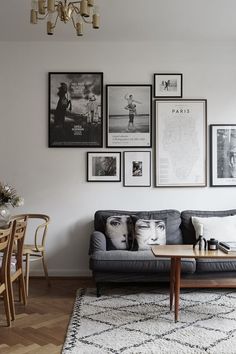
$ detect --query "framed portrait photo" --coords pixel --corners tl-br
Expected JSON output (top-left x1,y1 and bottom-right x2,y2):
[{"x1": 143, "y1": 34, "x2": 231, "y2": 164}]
[
  {"x1": 154, "y1": 73, "x2": 182, "y2": 98},
  {"x1": 155, "y1": 99, "x2": 207, "y2": 187},
  {"x1": 49, "y1": 72, "x2": 103, "y2": 147},
  {"x1": 123, "y1": 151, "x2": 151, "y2": 187},
  {"x1": 210, "y1": 124, "x2": 236, "y2": 187},
  {"x1": 106, "y1": 84, "x2": 152, "y2": 148},
  {"x1": 87, "y1": 152, "x2": 121, "y2": 182}
]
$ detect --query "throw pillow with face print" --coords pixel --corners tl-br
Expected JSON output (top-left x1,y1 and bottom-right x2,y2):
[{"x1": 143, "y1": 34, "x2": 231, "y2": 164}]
[
  {"x1": 134, "y1": 219, "x2": 166, "y2": 250},
  {"x1": 105, "y1": 215, "x2": 132, "y2": 250}
]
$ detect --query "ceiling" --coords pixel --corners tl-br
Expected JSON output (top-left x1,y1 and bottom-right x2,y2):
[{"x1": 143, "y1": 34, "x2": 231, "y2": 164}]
[{"x1": 1, "y1": 0, "x2": 236, "y2": 42}]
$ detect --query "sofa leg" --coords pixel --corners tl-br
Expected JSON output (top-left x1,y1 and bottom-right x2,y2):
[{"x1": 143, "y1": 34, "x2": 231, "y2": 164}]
[{"x1": 96, "y1": 284, "x2": 102, "y2": 298}]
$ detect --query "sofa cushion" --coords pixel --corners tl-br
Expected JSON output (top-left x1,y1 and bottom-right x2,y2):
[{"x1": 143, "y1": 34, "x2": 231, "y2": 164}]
[
  {"x1": 196, "y1": 258, "x2": 236, "y2": 273},
  {"x1": 90, "y1": 250, "x2": 196, "y2": 274},
  {"x1": 181, "y1": 210, "x2": 236, "y2": 244},
  {"x1": 132, "y1": 217, "x2": 166, "y2": 250},
  {"x1": 105, "y1": 215, "x2": 132, "y2": 250},
  {"x1": 94, "y1": 210, "x2": 182, "y2": 245},
  {"x1": 192, "y1": 215, "x2": 236, "y2": 242}
]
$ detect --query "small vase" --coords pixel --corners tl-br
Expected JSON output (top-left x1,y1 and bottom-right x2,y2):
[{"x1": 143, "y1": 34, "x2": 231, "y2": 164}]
[{"x1": 0, "y1": 205, "x2": 11, "y2": 228}]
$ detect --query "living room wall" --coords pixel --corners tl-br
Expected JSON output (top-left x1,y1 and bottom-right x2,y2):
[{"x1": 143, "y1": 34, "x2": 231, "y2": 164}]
[{"x1": 0, "y1": 40, "x2": 236, "y2": 276}]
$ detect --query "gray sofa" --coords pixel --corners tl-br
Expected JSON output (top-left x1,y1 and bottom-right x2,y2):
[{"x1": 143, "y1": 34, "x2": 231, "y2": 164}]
[{"x1": 89, "y1": 209, "x2": 236, "y2": 296}]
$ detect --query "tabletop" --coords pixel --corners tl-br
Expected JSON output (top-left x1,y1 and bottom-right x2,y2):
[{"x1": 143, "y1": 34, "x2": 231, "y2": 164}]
[{"x1": 151, "y1": 244, "x2": 236, "y2": 259}]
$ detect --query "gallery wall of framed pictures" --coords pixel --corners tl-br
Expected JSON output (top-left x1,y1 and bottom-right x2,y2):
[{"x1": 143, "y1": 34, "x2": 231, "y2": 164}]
[{"x1": 48, "y1": 71, "x2": 236, "y2": 189}]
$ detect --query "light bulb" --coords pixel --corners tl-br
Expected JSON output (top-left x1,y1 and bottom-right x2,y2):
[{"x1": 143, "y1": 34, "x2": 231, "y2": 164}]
[{"x1": 38, "y1": 0, "x2": 46, "y2": 15}]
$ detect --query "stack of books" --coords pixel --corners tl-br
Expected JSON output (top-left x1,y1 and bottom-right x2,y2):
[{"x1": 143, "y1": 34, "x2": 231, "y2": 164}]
[{"x1": 219, "y1": 242, "x2": 236, "y2": 254}]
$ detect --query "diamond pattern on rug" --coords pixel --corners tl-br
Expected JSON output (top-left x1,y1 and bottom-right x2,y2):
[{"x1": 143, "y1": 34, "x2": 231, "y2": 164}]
[{"x1": 62, "y1": 287, "x2": 236, "y2": 354}]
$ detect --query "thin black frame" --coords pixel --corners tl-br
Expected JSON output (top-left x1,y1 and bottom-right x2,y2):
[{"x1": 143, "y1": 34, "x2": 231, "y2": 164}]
[
  {"x1": 48, "y1": 72, "x2": 103, "y2": 148},
  {"x1": 106, "y1": 84, "x2": 152, "y2": 148},
  {"x1": 123, "y1": 151, "x2": 151, "y2": 187},
  {"x1": 87, "y1": 151, "x2": 121, "y2": 182},
  {"x1": 210, "y1": 124, "x2": 236, "y2": 187},
  {"x1": 154, "y1": 73, "x2": 183, "y2": 98},
  {"x1": 154, "y1": 99, "x2": 207, "y2": 187}
]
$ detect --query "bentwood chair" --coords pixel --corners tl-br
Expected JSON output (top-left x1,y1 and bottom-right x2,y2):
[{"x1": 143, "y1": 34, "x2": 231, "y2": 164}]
[
  {"x1": 0, "y1": 223, "x2": 13, "y2": 326},
  {"x1": 8, "y1": 217, "x2": 28, "y2": 320},
  {"x1": 14, "y1": 214, "x2": 50, "y2": 295}
]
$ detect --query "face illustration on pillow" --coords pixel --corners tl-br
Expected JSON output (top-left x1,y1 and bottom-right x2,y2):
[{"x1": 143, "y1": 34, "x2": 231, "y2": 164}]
[
  {"x1": 135, "y1": 219, "x2": 166, "y2": 250},
  {"x1": 106, "y1": 216, "x2": 130, "y2": 249}
]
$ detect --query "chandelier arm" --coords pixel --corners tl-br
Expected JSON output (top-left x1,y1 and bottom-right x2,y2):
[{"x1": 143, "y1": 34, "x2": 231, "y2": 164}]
[
  {"x1": 71, "y1": 3, "x2": 79, "y2": 14},
  {"x1": 71, "y1": 15, "x2": 77, "y2": 29},
  {"x1": 37, "y1": 14, "x2": 50, "y2": 21},
  {"x1": 51, "y1": 13, "x2": 60, "y2": 29},
  {"x1": 69, "y1": 1, "x2": 81, "y2": 5}
]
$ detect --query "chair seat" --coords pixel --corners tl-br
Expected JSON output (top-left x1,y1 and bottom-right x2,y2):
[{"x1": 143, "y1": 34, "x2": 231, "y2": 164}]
[{"x1": 23, "y1": 244, "x2": 44, "y2": 254}]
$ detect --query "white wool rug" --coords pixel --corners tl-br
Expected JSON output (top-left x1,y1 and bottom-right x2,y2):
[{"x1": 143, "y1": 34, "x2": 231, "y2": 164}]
[{"x1": 62, "y1": 287, "x2": 236, "y2": 354}]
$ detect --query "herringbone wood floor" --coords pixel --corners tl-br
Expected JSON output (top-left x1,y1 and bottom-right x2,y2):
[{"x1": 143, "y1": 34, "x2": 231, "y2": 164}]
[{"x1": 0, "y1": 277, "x2": 94, "y2": 354}]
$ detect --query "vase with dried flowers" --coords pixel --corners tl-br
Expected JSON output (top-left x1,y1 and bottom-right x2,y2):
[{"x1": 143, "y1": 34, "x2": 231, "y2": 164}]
[{"x1": 0, "y1": 182, "x2": 24, "y2": 227}]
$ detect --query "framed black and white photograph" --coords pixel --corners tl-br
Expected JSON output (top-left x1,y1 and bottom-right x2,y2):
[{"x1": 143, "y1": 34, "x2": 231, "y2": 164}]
[
  {"x1": 154, "y1": 73, "x2": 182, "y2": 98},
  {"x1": 210, "y1": 125, "x2": 236, "y2": 187},
  {"x1": 155, "y1": 99, "x2": 207, "y2": 187},
  {"x1": 123, "y1": 151, "x2": 151, "y2": 187},
  {"x1": 106, "y1": 85, "x2": 152, "y2": 148},
  {"x1": 87, "y1": 152, "x2": 121, "y2": 182},
  {"x1": 49, "y1": 72, "x2": 103, "y2": 147}
]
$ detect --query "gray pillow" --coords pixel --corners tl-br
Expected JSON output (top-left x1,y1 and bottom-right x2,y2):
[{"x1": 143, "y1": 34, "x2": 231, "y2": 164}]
[{"x1": 105, "y1": 215, "x2": 133, "y2": 250}]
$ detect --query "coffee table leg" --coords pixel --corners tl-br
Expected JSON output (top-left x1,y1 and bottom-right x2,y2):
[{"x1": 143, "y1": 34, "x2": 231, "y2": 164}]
[
  {"x1": 170, "y1": 257, "x2": 176, "y2": 311},
  {"x1": 174, "y1": 257, "x2": 181, "y2": 322}
]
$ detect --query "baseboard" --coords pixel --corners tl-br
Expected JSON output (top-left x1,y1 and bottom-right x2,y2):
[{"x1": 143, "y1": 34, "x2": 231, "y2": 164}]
[{"x1": 29, "y1": 269, "x2": 92, "y2": 277}]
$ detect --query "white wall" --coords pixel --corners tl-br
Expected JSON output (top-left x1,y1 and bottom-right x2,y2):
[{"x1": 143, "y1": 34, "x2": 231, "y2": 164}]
[{"x1": 1, "y1": 41, "x2": 236, "y2": 276}]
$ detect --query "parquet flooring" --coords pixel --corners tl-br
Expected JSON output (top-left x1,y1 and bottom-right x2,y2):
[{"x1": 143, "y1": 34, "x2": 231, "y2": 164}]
[{"x1": 0, "y1": 277, "x2": 94, "y2": 354}]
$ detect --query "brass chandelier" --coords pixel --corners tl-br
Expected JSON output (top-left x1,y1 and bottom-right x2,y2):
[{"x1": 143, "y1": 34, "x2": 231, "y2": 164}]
[{"x1": 30, "y1": 0, "x2": 100, "y2": 36}]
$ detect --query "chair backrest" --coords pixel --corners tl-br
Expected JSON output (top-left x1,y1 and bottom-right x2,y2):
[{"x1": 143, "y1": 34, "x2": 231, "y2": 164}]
[
  {"x1": 12, "y1": 217, "x2": 28, "y2": 267},
  {"x1": 12, "y1": 214, "x2": 50, "y2": 248},
  {"x1": 0, "y1": 223, "x2": 13, "y2": 283}
]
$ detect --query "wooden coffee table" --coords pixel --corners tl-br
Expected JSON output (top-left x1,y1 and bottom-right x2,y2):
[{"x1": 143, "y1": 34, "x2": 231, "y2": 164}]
[{"x1": 152, "y1": 245, "x2": 236, "y2": 322}]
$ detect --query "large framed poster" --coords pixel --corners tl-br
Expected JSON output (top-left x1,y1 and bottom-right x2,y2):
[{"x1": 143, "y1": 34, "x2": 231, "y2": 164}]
[
  {"x1": 49, "y1": 72, "x2": 103, "y2": 147},
  {"x1": 210, "y1": 124, "x2": 236, "y2": 187},
  {"x1": 155, "y1": 99, "x2": 207, "y2": 187},
  {"x1": 106, "y1": 85, "x2": 152, "y2": 148}
]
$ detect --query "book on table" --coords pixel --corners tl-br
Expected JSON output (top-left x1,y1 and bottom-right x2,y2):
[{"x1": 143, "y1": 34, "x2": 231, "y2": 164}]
[{"x1": 219, "y1": 241, "x2": 236, "y2": 253}]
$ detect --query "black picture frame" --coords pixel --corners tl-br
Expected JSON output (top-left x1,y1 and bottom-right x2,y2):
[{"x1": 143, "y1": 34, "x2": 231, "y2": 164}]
[
  {"x1": 210, "y1": 124, "x2": 236, "y2": 187},
  {"x1": 155, "y1": 99, "x2": 207, "y2": 187},
  {"x1": 87, "y1": 151, "x2": 121, "y2": 182},
  {"x1": 123, "y1": 151, "x2": 151, "y2": 187},
  {"x1": 48, "y1": 72, "x2": 103, "y2": 147},
  {"x1": 154, "y1": 73, "x2": 183, "y2": 98},
  {"x1": 106, "y1": 84, "x2": 152, "y2": 148}
]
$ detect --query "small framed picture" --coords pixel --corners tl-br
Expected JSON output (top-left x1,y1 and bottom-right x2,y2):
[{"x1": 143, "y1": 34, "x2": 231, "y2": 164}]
[
  {"x1": 210, "y1": 124, "x2": 236, "y2": 187},
  {"x1": 49, "y1": 72, "x2": 103, "y2": 147},
  {"x1": 123, "y1": 151, "x2": 151, "y2": 187},
  {"x1": 154, "y1": 73, "x2": 182, "y2": 98},
  {"x1": 106, "y1": 84, "x2": 152, "y2": 148},
  {"x1": 87, "y1": 152, "x2": 121, "y2": 182}
]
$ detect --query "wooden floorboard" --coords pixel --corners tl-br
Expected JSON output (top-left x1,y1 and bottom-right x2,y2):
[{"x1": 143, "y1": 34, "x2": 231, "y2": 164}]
[{"x1": 0, "y1": 277, "x2": 94, "y2": 354}]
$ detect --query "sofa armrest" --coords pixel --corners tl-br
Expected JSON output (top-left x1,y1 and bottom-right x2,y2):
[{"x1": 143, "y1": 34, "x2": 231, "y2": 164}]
[{"x1": 89, "y1": 231, "x2": 107, "y2": 255}]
